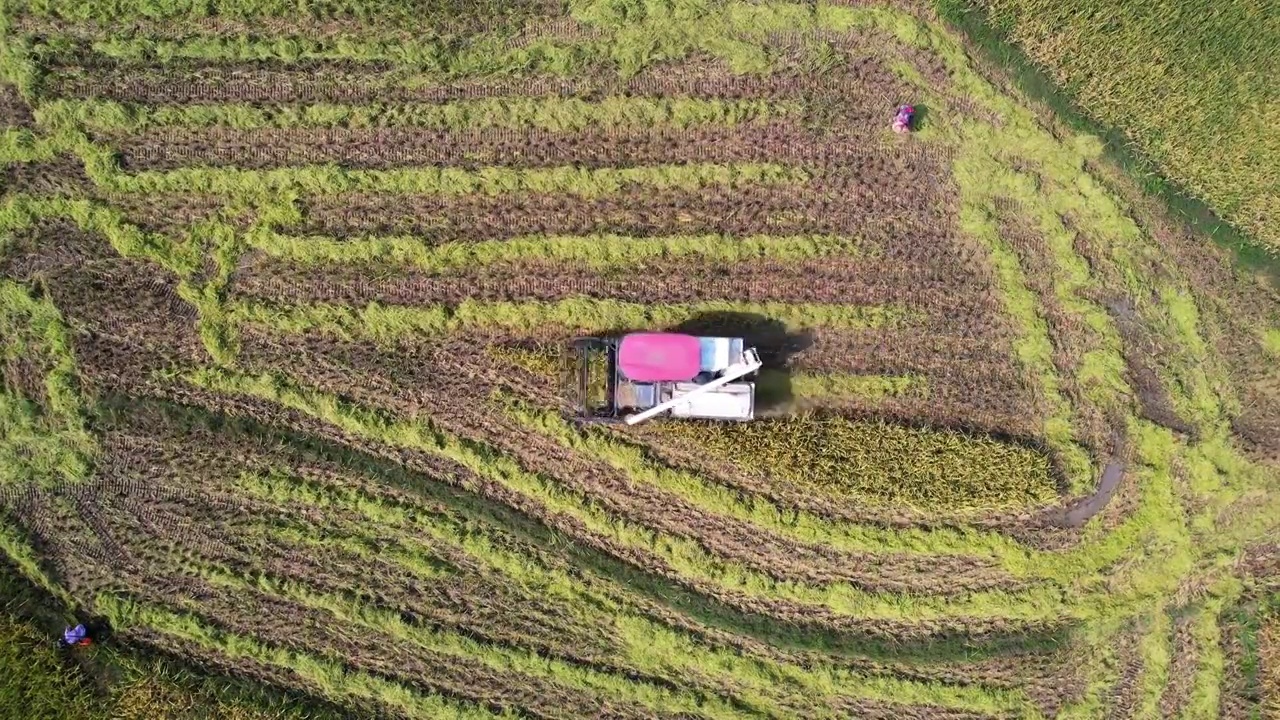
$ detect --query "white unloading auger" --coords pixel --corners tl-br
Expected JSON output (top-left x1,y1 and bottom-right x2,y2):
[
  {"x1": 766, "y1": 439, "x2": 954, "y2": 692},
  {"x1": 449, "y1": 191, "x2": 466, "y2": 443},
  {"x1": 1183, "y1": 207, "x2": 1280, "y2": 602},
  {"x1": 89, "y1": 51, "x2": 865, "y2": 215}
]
[{"x1": 624, "y1": 348, "x2": 762, "y2": 426}]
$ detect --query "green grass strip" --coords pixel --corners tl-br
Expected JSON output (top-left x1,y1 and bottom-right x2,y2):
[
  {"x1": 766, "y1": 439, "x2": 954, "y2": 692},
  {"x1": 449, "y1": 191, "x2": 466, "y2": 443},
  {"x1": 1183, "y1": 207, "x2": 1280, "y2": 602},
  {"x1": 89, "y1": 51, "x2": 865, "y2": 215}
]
[
  {"x1": 497, "y1": 395, "x2": 1045, "y2": 562},
  {"x1": 233, "y1": 466, "x2": 1039, "y2": 718},
  {"x1": 1051, "y1": 617, "x2": 1126, "y2": 720},
  {"x1": 37, "y1": 97, "x2": 800, "y2": 133},
  {"x1": 180, "y1": 365, "x2": 1069, "y2": 623},
  {"x1": 0, "y1": 524, "x2": 75, "y2": 608},
  {"x1": 1131, "y1": 607, "x2": 1173, "y2": 718},
  {"x1": 112, "y1": 162, "x2": 807, "y2": 198},
  {"x1": 244, "y1": 230, "x2": 865, "y2": 272},
  {"x1": 93, "y1": 593, "x2": 512, "y2": 719},
  {"x1": 72, "y1": 31, "x2": 599, "y2": 76},
  {"x1": 1181, "y1": 579, "x2": 1241, "y2": 720},
  {"x1": 0, "y1": 194, "x2": 201, "y2": 277},
  {"x1": 228, "y1": 509, "x2": 454, "y2": 582},
  {"x1": 0, "y1": 280, "x2": 97, "y2": 487},
  {"x1": 229, "y1": 299, "x2": 906, "y2": 344}
]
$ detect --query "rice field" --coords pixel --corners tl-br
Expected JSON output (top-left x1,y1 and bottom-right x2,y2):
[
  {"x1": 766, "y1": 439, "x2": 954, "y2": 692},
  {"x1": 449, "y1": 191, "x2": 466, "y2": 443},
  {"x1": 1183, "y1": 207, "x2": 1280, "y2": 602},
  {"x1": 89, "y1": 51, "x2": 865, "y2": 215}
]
[{"x1": 0, "y1": 0, "x2": 1277, "y2": 717}]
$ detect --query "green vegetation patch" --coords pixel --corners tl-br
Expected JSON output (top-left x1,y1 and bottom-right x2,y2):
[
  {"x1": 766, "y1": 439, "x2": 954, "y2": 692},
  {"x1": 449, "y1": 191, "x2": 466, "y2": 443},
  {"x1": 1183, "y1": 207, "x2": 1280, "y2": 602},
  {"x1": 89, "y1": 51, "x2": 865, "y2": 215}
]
[
  {"x1": 0, "y1": 280, "x2": 96, "y2": 488},
  {"x1": 969, "y1": 0, "x2": 1280, "y2": 252},
  {"x1": 117, "y1": 162, "x2": 808, "y2": 198},
  {"x1": 646, "y1": 414, "x2": 1059, "y2": 511},
  {"x1": 246, "y1": 231, "x2": 864, "y2": 273},
  {"x1": 231, "y1": 298, "x2": 908, "y2": 344},
  {"x1": 11, "y1": 0, "x2": 551, "y2": 26},
  {"x1": 39, "y1": 97, "x2": 799, "y2": 133}
]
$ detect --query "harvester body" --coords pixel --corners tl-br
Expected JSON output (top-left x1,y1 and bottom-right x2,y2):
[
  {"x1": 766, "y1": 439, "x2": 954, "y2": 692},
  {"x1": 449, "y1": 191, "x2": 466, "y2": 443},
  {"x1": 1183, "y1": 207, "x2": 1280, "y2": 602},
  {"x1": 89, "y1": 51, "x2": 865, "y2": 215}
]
[{"x1": 566, "y1": 332, "x2": 762, "y2": 425}]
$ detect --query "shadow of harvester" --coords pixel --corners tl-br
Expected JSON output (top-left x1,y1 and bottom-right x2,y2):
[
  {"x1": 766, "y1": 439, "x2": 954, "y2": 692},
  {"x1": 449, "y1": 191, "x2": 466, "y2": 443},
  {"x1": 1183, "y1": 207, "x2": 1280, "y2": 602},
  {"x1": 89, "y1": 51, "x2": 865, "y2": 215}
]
[{"x1": 667, "y1": 312, "x2": 813, "y2": 414}]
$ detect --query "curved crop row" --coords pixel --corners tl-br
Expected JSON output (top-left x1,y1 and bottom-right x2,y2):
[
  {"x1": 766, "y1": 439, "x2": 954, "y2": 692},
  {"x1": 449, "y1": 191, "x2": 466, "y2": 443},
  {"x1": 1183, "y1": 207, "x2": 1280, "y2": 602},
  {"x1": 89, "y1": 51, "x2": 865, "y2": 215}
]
[
  {"x1": 115, "y1": 503, "x2": 758, "y2": 719},
  {"x1": 94, "y1": 593, "x2": 509, "y2": 719},
  {"x1": 496, "y1": 394, "x2": 1056, "y2": 559},
  {"x1": 178, "y1": 365, "x2": 1076, "y2": 624},
  {"x1": 225, "y1": 464, "x2": 1038, "y2": 716}
]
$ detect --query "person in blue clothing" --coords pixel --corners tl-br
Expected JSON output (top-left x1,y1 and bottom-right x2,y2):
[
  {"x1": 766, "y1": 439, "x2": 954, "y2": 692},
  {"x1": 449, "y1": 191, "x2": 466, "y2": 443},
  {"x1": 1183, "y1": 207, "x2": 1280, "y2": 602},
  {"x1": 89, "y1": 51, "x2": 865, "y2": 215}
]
[{"x1": 57, "y1": 623, "x2": 92, "y2": 649}]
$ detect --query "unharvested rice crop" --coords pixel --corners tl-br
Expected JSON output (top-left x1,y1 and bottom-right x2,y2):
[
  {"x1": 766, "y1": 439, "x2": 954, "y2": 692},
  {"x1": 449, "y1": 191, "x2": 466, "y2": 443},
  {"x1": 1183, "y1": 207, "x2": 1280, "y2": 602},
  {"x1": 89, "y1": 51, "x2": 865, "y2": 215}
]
[
  {"x1": 644, "y1": 414, "x2": 1058, "y2": 511},
  {"x1": 958, "y1": 0, "x2": 1280, "y2": 253}
]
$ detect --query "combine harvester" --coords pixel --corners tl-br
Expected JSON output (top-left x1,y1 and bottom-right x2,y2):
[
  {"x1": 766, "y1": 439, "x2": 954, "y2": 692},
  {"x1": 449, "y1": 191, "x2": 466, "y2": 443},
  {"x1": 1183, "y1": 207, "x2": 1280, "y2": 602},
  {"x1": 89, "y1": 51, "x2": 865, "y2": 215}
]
[{"x1": 568, "y1": 332, "x2": 763, "y2": 425}]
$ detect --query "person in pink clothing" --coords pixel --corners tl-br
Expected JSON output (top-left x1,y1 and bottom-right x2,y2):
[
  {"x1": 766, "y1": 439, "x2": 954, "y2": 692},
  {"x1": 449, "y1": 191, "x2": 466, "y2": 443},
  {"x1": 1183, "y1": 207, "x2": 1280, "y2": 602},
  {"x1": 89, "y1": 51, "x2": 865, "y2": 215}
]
[{"x1": 893, "y1": 104, "x2": 915, "y2": 134}]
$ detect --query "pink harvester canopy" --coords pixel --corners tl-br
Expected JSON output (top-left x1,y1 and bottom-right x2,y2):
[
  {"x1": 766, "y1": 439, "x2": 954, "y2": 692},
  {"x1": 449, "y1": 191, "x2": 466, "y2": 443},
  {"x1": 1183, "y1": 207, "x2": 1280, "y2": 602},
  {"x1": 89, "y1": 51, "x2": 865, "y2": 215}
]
[{"x1": 618, "y1": 333, "x2": 702, "y2": 382}]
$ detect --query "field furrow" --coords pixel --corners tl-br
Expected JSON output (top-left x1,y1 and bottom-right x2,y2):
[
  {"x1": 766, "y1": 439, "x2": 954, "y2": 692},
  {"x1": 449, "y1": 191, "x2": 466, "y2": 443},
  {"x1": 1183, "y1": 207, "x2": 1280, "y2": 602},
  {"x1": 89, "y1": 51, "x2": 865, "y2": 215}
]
[
  {"x1": 107, "y1": 124, "x2": 898, "y2": 171},
  {"x1": 39, "y1": 41, "x2": 909, "y2": 104},
  {"x1": 229, "y1": 261, "x2": 976, "y2": 307},
  {"x1": 291, "y1": 178, "x2": 950, "y2": 240}
]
